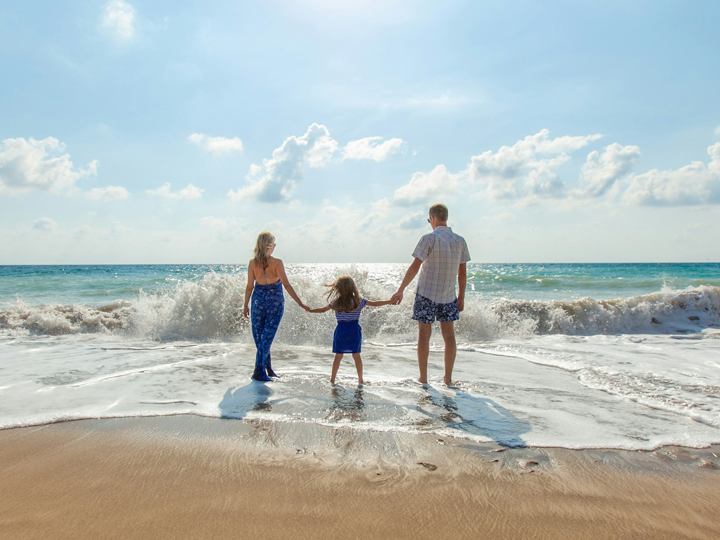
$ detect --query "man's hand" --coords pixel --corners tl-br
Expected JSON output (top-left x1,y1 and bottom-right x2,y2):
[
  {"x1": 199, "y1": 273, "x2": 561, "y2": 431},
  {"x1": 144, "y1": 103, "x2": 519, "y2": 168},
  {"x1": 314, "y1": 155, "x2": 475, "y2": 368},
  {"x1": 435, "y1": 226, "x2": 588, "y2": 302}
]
[
  {"x1": 391, "y1": 291, "x2": 403, "y2": 305},
  {"x1": 457, "y1": 297, "x2": 464, "y2": 312}
]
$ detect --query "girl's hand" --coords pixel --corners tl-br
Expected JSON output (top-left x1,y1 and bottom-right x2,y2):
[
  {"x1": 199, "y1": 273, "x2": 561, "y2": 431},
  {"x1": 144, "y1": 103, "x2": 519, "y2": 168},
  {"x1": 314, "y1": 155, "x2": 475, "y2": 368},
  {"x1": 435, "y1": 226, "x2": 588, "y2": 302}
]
[{"x1": 243, "y1": 305, "x2": 250, "y2": 318}]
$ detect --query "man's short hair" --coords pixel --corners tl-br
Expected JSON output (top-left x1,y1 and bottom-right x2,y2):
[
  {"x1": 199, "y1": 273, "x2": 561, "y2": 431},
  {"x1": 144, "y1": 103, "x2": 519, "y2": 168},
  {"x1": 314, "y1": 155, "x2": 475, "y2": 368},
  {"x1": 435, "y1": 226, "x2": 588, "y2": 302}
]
[{"x1": 429, "y1": 203, "x2": 448, "y2": 222}]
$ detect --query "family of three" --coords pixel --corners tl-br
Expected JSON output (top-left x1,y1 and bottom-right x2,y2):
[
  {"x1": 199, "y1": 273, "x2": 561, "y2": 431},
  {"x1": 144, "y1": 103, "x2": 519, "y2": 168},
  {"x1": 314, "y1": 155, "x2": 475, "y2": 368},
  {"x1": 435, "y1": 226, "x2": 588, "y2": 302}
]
[{"x1": 242, "y1": 204, "x2": 471, "y2": 386}]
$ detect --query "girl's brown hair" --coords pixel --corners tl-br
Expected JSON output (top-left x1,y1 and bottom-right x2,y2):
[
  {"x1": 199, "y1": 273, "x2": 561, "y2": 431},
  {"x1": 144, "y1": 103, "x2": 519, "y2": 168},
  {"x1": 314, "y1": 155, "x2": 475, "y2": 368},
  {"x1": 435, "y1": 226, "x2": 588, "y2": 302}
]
[
  {"x1": 253, "y1": 232, "x2": 275, "y2": 269},
  {"x1": 324, "y1": 275, "x2": 361, "y2": 313}
]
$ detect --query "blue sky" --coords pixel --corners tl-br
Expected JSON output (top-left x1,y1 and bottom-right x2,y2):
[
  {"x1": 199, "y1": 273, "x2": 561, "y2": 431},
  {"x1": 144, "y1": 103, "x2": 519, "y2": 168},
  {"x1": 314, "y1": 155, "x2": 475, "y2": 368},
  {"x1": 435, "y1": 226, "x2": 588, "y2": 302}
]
[{"x1": 1, "y1": 0, "x2": 719, "y2": 263}]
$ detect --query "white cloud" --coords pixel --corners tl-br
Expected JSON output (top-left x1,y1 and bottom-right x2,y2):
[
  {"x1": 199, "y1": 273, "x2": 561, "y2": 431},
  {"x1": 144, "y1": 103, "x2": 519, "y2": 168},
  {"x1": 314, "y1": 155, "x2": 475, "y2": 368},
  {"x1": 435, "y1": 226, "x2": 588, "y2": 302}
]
[
  {"x1": 468, "y1": 129, "x2": 602, "y2": 199},
  {"x1": 0, "y1": 137, "x2": 97, "y2": 195},
  {"x1": 343, "y1": 136, "x2": 403, "y2": 161},
  {"x1": 200, "y1": 216, "x2": 247, "y2": 242},
  {"x1": 398, "y1": 211, "x2": 426, "y2": 229},
  {"x1": 33, "y1": 217, "x2": 58, "y2": 231},
  {"x1": 358, "y1": 212, "x2": 381, "y2": 230},
  {"x1": 101, "y1": 0, "x2": 136, "y2": 42},
  {"x1": 579, "y1": 143, "x2": 640, "y2": 198},
  {"x1": 147, "y1": 182, "x2": 203, "y2": 200},
  {"x1": 387, "y1": 164, "x2": 460, "y2": 206},
  {"x1": 188, "y1": 133, "x2": 243, "y2": 155},
  {"x1": 86, "y1": 186, "x2": 130, "y2": 201},
  {"x1": 228, "y1": 123, "x2": 338, "y2": 203},
  {"x1": 622, "y1": 142, "x2": 720, "y2": 206}
]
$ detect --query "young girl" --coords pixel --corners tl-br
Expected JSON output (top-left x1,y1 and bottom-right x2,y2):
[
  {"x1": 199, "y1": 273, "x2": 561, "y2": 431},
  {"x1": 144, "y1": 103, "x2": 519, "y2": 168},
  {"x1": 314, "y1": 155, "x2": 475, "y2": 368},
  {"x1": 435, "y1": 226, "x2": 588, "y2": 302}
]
[{"x1": 307, "y1": 276, "x2": 394, "y2": 384}]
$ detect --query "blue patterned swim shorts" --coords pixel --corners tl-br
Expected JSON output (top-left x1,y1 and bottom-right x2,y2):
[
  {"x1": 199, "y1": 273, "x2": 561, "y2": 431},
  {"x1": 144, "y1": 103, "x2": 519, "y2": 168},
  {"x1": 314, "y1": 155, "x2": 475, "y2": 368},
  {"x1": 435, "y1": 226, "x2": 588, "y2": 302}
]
[{"x1": 412, "y1": 294, "x2": 459, "y2": 324}]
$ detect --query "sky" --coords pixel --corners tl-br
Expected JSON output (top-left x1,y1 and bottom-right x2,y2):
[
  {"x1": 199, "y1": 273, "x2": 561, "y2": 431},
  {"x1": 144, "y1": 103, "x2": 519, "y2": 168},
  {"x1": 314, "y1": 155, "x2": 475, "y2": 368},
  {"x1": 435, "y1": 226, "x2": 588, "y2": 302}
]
[{"x1": 1, "y1": 0, "x2": 719, "y2": 264}]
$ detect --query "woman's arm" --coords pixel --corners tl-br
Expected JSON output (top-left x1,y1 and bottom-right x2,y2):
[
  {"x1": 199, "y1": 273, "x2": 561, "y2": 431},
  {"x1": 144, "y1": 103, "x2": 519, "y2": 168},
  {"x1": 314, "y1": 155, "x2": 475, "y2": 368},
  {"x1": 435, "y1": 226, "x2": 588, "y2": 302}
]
[
  {"x1": 276, "y1": 259, "x2": 307, "y2": 309},
  {"x1": 365, "y1": 299, "x2": 394, "y2": 307},
  {"x1": 307, "y1": 305, "x2": 332, "y2": 314},
  {"x1": 243, "y1": 261, "x2": 255, "y2": 318}
]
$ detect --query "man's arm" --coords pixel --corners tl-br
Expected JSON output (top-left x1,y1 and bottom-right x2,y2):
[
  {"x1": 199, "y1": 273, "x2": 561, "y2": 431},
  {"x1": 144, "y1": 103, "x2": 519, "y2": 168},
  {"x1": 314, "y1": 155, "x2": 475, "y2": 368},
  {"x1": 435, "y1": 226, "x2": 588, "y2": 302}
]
[
  {"x1": 391, "y1": 257, "x2": 423, "y2": 304},
  {"x1": 457, "y1": 263, "x2": 467, "y2": 312}
]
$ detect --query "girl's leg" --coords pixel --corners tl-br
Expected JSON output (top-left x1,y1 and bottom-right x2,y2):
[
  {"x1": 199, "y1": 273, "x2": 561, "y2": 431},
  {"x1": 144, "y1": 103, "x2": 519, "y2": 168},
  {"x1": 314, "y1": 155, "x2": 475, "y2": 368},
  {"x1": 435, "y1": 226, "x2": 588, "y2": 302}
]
[
  {"x1": 330, "y1": 354, "x2": 343, "y2": 383},
  {"x1": 351, "y1": 353, "x2": 363, "y2": 384},
  {"x1": 259, "y1": 297, "x2": 284, "y2": 378}
]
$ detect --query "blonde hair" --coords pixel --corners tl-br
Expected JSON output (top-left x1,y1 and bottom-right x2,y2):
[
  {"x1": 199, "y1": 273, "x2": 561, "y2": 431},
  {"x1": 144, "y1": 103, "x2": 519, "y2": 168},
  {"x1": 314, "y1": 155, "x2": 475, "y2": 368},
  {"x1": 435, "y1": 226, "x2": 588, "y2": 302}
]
[
  {"x1": 324, "y1": 275, "x2": 361, "y2": 313},
  {"x1": 253, "y1": 232, "x2": 275, "y2": 269}
]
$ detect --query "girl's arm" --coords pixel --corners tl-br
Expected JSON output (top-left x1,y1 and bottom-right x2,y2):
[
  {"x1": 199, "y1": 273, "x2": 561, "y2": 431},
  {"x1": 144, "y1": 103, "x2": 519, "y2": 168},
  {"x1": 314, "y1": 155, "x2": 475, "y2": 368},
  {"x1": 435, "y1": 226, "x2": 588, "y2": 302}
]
[
  {"x1": 276, "y1": 259, "x2": 307, "y2": 309},
  {"x1": 307, "y1": 305, "x2": 332, "y2": 314},
  {"x1": 365, "y1": 299, "x2": 394, "y2": 307},
  {"x1": 243, "y1": 261, "x2": 255, "y2": 318}
]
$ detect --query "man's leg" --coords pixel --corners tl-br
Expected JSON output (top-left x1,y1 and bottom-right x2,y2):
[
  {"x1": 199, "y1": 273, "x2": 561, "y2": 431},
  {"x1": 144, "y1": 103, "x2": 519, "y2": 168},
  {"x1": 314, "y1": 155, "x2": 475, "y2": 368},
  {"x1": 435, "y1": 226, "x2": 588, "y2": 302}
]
[
  {"x1": 417, "y1": 322, "x2": 432, "y2": 384},
  {"x1": 439, "y1": 321, "x2": 457, "y2": 385}
]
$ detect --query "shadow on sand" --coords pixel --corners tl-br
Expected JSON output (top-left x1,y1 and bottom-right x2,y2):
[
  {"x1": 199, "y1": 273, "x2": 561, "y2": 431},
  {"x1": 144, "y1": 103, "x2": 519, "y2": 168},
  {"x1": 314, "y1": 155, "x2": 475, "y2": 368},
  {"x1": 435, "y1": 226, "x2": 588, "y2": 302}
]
[
  {"x1": 218, "y1": 382, "x2": 275, "y2": 420},
  {"x1": 418, "y1": 386, "x2": 531, "y2": 447}
]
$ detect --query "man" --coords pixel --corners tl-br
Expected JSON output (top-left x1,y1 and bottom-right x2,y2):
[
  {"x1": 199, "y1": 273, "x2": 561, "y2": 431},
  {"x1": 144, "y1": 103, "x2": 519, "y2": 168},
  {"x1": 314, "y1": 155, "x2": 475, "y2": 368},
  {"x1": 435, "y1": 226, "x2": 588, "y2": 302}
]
[{"x1": 391, "y1": 204, "x2": 470, "y2": 385}]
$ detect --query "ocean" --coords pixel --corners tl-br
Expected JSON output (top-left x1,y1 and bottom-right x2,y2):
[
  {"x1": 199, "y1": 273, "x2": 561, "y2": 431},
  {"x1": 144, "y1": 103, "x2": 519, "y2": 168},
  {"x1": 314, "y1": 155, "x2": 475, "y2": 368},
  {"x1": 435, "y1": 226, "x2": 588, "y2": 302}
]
[{"x1": 1, "y1": 263, "x2": 719, "y2": 450}]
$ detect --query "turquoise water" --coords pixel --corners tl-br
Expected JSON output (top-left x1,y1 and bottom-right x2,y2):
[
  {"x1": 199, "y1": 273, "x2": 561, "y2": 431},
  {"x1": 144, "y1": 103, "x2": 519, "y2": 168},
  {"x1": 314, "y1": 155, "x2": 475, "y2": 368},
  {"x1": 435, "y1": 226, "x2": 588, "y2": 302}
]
[
  {"x1": 1, "y1": 262, "x2": 719, "y2": 449},
  {"x1": 1, "y1": 263, "x2": 719, "y2": 306}
]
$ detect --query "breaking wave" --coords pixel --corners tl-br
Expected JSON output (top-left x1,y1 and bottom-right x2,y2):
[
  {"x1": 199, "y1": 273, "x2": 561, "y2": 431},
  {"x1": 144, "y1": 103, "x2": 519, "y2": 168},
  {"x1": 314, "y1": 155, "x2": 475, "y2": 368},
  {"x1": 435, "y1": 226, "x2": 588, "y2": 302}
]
[{"x1": 1, "y1": 270, "x2": 718, "y2": 343}]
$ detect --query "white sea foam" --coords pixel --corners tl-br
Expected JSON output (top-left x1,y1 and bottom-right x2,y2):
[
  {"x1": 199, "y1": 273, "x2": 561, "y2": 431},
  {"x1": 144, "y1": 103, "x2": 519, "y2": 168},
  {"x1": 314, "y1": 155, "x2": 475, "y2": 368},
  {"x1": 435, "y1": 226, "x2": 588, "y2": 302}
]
[
  {"x1": 1, "y1": 271, "x2": 718, "y2": 342},
  {"x1": 1, "y1": 267, "x2": 719, "y2": 450}
]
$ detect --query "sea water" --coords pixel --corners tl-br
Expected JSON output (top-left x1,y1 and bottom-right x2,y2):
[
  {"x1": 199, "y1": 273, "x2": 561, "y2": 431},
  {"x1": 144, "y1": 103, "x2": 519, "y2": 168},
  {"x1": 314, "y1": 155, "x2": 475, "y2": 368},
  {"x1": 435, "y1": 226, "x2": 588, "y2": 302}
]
[{"x1": 0, "y1": 263, "x2": 719, "y2": 450}]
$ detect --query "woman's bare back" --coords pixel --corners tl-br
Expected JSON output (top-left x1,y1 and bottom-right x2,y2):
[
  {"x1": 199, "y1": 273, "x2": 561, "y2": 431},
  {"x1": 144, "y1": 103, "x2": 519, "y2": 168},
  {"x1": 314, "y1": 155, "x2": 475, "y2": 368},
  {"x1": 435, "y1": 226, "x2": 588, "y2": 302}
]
[{"x1": 250, "y1": 257, "x2": 281, "y2": 285}]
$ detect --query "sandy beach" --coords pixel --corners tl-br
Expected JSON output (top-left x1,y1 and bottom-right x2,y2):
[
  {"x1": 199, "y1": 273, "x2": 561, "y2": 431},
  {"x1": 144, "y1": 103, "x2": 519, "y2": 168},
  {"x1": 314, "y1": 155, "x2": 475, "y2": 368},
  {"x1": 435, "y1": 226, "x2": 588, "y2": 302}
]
[{"x1": 1, "y1": 415, "x2": 718, "y2": 540}]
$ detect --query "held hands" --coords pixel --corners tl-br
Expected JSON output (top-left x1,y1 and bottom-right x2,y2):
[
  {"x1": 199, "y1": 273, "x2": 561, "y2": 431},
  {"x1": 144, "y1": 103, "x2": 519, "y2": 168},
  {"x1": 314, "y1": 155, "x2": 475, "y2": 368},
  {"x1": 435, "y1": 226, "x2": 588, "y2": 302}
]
[{"x1": 390, "y1": 290, "x2": 403, "y2": 305}]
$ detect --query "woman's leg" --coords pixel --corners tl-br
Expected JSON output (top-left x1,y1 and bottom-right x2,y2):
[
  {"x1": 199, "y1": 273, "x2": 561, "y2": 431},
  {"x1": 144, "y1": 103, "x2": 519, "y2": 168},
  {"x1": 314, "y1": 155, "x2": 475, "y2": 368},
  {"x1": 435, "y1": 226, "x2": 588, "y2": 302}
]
[
  {"x1": 330, "y1": 354, "x2": 343, "y2": 383},
  {"x1": 259, "y1": 296, "x2": 284, "y2": 378},
  {"x1": 251, "y1": 299, "x2": 271, "y2": 382},
  {"x1": 351, "y1": 353, "x2": 363, "y2": 384}
]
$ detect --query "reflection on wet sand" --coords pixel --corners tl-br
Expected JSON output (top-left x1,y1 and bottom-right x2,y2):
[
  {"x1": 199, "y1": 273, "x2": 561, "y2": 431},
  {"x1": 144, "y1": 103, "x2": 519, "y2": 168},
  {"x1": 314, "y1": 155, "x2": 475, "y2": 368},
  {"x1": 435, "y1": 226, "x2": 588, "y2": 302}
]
[{"x1": 326, "y1": 385, "x2": 365, "y2": 422}]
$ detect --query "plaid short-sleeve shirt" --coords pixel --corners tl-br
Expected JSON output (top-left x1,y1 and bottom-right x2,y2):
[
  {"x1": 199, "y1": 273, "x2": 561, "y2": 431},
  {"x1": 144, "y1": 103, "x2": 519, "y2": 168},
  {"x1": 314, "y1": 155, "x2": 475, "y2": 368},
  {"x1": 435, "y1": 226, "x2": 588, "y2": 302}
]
[{"x1": 412, "y1": 226, "x2": 471, "y2": 304}]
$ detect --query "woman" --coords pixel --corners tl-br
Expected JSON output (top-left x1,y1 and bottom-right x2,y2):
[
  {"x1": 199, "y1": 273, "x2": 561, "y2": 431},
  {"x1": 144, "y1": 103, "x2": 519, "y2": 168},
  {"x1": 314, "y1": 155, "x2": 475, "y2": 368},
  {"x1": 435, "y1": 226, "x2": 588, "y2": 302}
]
[{"x1": 243, "y1": 232, "x2": 307, "y2": 381}]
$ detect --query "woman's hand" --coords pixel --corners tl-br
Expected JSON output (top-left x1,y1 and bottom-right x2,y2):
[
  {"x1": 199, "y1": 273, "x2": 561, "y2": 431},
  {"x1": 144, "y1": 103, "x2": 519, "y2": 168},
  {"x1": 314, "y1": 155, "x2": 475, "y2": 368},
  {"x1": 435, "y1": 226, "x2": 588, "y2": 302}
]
[{"x1": 243, "y1": 304, "x2": 250, "y2": 318}]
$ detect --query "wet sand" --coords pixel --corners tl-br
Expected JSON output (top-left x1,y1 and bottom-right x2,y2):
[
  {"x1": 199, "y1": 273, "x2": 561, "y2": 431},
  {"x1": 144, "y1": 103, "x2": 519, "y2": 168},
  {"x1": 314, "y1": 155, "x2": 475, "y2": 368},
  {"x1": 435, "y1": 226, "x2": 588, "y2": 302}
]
[{"x1": 1, "y1": 416, "x2": 719, "y2": 540}]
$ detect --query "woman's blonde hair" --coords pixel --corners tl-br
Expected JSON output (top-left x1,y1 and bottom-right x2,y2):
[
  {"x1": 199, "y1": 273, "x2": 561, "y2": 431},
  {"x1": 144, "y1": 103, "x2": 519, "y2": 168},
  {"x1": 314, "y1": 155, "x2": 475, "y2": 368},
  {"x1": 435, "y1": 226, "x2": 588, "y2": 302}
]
[
  {"x1": 324, "y1": 275, "x2": 361, "y2": 313},
  {"x1": 253, "y1": 232, "x2": 275, "y2": 269}
]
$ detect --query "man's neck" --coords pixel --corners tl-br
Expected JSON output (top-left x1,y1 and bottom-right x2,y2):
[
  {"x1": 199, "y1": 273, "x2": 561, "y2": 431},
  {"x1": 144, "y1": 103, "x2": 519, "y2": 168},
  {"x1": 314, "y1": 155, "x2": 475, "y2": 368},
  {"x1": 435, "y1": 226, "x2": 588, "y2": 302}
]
[{"x1": 432, "y1": 222, "x2": 448, "y2": 230}]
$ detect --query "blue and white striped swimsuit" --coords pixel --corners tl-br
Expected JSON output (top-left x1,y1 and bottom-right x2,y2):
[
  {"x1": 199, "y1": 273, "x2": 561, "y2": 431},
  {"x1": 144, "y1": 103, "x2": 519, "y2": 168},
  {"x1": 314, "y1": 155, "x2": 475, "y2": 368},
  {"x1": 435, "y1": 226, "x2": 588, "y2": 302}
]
[{"x1": 332, "y1": 298, "x2": 367, "y2": 354}]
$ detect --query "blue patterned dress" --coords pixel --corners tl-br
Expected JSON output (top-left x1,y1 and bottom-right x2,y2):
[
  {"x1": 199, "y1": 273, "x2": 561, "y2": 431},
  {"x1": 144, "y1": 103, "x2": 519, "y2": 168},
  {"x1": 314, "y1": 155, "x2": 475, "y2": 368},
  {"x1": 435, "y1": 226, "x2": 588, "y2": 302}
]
[{"x1": 251, "y1": 280, "x2": 284, "y2": 381}]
